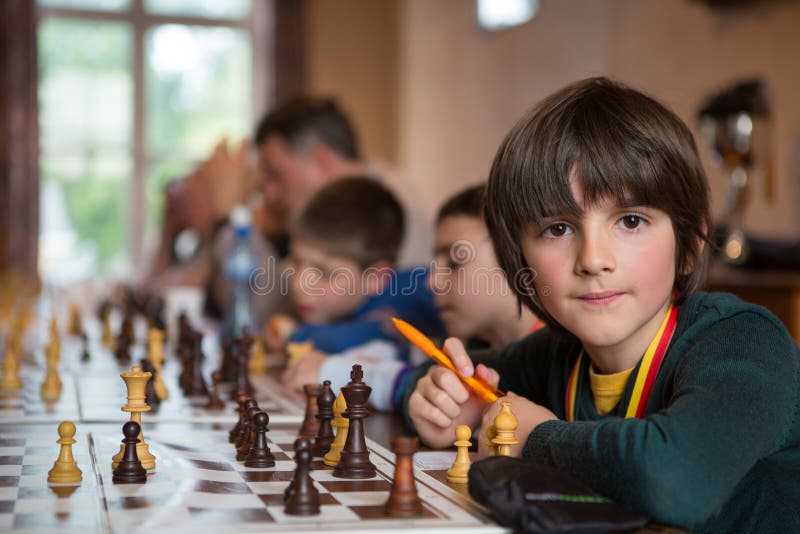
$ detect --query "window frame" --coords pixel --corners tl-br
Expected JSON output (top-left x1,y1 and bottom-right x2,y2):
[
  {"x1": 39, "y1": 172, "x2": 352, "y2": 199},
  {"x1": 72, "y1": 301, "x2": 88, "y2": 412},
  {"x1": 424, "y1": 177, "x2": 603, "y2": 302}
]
[{"x1": 36, "y1": 0, "x2": 272, "y2": 271}]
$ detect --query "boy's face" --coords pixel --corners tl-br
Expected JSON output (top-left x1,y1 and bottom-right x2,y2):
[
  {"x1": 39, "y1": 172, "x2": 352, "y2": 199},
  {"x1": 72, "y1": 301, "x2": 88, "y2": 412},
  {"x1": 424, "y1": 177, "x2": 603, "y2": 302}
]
[
  {"x1": 519, "y1": 179, "x2": 676, "y2": 363},
  {"x1": 287, "y1": 240, "x2": 367, "y2": 325},
  {"x1": 427, "y1": 216, "x2": 518, "y2": 341}
]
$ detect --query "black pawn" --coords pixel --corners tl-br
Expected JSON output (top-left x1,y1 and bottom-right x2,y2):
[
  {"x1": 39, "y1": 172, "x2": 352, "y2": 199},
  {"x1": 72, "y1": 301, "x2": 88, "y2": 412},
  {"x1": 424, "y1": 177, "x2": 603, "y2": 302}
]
[
  {"x1": 115, "y1": 314, "x2": 133, "y2": 363},
  {"x1": 229, "y1": 395, "x2": 250, "y2": 443},
  {"x1": 234, "y1": 399, "x2": 258, "y2": 448},
  {"x1": 205, "y1": 371, "x2": 225, "y2": 410},
  {"x1": 178, "y1": 343, "x2": 194, "y2": 395},
  {"x1": 284, "y1": 438, "x2": 310, "y2": 503},
  {"x1": 186, "y1": 331, "x2": 208, "y2": 396},
  {"x1": 80, "y1": 331, "x2": 91, "y2": 362},
  {"x1": 113, "y1": 421, "x2": 147, "y2": 484},
  {"x1": 233, "y1": 329, "x2": 255, "y2": 399},
  {"x1": 285, "y1": 438, "x2": 320, "y2": 516},
  {"x1": 245, "y1": 411, "x2": 276, "y2": 468},
  {"x1": 311, "y1": 380, "x2": 335, "y2": 457},
  {"x1": 236, "y1": 406, "x2": 260, "y2": 461},
  {"x1": 219, "y1": 339, "x2": 236, "y2": 384},
  {"x1": 141, "y1": 358, "x2": 160, "y2": 412},
  {"x1": 145, "y1": 295, "x2": 166, "y2": 331}
]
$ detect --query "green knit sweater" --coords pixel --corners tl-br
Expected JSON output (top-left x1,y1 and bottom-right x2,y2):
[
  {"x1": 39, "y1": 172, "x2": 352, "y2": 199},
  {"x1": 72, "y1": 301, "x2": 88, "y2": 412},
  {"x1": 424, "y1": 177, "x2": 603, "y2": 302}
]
[{"x1": 402, "y1": 292, "x2": 800, "y2": 532}]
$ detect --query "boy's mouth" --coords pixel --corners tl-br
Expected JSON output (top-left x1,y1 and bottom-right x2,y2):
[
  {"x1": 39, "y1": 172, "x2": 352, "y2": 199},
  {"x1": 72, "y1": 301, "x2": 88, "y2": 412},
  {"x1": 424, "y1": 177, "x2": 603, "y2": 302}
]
[
  {"x1": 436, "y1": 304, "x2": 455, "y2": 316},
  {"x1": 577, "y1": 291, "x2": 624, "y2": 305},
  {"x1": 295, "y1": 303, "x2": 314, "y2": 316}
]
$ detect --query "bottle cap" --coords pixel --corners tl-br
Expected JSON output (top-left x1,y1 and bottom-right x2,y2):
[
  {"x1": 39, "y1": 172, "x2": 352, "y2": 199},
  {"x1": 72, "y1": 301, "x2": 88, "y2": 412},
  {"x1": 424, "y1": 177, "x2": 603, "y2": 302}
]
[{"x1": 229, "y1": 205, "x2": 251, "y2": 229}]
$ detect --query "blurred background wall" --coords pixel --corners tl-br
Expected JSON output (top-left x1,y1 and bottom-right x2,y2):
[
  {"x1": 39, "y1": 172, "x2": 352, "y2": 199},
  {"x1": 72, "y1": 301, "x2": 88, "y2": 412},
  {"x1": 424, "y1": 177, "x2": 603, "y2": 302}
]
[
  {"x1": 304, "y1": 0, "x2": 800, "y2": 260},
  {"x1": 3, "y1": 0, "x2": 800, "y2": 280}
]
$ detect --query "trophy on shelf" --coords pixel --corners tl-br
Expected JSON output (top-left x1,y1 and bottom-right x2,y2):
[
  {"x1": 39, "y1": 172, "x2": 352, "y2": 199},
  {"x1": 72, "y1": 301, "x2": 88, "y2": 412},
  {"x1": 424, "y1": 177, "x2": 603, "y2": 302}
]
[{"x1": 698, "y1": 79, "x2": 772, "y2": 265}]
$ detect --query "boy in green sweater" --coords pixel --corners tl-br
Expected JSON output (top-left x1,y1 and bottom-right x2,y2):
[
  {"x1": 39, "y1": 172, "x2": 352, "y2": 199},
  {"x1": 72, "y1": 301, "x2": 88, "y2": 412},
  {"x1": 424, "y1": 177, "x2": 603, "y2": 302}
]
[{"x1": 406, "y1": 78, "x2": 799, "y2": 532}]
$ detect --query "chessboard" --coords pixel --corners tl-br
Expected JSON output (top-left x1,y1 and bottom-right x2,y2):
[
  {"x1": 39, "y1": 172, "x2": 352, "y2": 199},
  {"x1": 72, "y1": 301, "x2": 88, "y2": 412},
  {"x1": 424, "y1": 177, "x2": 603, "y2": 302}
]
[
  {"x1": 0, "y1": 320, "x2": 303, "y2": 425},
  {"x1": 0, "y1": 367, "x2": 80, "y2": 423},
  {"x1": 0, "y1": 422, "x2": 507, "y2": 533}
]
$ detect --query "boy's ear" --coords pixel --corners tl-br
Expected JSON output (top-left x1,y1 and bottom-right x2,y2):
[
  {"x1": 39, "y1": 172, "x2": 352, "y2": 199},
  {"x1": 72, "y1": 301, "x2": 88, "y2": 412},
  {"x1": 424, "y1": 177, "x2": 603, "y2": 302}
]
[
  {"x1": 698, "y1": 220, "x2": 709, "y2": 254},
  {"x1": 363, "y1": 260, "x2": 394, "y2": 295},
  {"x1": 310, "y1": 143, "x2": 338, "y2": 174},
  {"x1": 680, "y1": 220, "x2": 709, "y2": 276}
]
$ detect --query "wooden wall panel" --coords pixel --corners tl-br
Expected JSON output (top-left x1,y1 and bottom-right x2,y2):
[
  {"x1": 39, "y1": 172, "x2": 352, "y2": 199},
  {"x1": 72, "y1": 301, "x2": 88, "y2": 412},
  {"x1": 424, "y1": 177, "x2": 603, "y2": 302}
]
[{"x1": 0, "y1": 0, "x2": 39, "y2": 276}]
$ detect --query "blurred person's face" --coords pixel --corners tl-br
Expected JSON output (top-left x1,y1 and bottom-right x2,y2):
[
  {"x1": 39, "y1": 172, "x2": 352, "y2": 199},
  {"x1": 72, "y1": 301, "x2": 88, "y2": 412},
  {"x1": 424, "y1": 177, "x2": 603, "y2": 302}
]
[
  {"x1": 427, "y1": 215, "x2": 518, "y2": 342},
  {"x1": 286, "y1": 240, "x2": 366, "y2": 325},
  {"x1": 259, "y1": 135, "x2": 328, "y2": 218}
]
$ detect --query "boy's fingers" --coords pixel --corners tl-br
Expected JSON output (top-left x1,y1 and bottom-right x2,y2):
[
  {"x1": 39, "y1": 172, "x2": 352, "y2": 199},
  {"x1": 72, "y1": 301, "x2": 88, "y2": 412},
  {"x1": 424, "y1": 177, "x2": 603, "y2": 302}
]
[
  {"x1": 428, "y1": 386, "x2": 462, "y2": 419},
  {"x1": 409, "y1": 391, "x2": 453, "y2": 429},
  {"x1": 476, "y1": 432, "x2": 487, "y2": 458},
  {"x1": 419, "y1": 373, "x2": 463, "y2": 417},
  {"x1": 443, "y1": 337, "x2": 474, "y2": 377},
  {"x1": 430, "y1": 367, "x2": 470, "y2": 404},
  {"x1": 475, "y1": 364, "x2": 500, "y2": 387}
]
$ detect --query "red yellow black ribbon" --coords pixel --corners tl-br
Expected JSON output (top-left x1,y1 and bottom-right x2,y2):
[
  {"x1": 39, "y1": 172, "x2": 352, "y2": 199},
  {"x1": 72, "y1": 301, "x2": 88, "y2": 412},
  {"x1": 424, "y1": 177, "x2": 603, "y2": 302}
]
[{"x1": 565, "y1": 303, "x2": 679, "y2": 422}]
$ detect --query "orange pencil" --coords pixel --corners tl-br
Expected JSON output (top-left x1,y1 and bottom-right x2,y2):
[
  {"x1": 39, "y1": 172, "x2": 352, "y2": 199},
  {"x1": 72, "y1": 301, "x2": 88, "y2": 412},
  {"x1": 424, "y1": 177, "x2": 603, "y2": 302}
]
[{"x1": 392, "y1": 317, "x2": 504, "y2": 403}]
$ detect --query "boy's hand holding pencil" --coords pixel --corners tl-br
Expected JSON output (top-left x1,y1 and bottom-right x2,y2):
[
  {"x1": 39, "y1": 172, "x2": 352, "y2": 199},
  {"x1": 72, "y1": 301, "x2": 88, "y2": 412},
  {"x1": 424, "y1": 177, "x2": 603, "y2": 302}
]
[
  {"x1": 393, "y1": 318, "x2": 504, "y2": 402},
  {"x1": 399, "y1": 322, "x2": 502, "y2": 448}
]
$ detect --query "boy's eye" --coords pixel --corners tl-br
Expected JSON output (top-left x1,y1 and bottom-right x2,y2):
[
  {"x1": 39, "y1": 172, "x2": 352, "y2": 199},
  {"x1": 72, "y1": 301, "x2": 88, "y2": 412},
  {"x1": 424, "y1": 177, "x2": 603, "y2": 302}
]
[
  {"x1": 618, "y1": 214, "x2": 645, "y2": 230},
  {"x1": 543, "y1": 223, "x2": 571, "y2": 238}
]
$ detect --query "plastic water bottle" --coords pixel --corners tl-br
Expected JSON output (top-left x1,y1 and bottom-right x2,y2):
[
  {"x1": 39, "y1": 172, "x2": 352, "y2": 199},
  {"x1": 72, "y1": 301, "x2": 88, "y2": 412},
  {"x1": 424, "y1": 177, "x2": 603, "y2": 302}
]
[{"x1": 224, "y1": 206, "x2": 257, "y2": 338}]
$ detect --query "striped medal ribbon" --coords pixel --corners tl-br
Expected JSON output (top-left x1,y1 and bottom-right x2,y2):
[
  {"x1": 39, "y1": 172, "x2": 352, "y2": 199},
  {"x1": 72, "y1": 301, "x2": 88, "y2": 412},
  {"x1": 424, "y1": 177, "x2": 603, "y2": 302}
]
[{"x1": 565, "y1": 303, "x2": 679, "y2": 422}]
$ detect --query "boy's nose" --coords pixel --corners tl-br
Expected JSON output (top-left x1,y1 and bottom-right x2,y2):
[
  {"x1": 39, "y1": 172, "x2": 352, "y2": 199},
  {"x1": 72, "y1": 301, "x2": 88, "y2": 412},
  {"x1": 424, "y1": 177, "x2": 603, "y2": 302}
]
[
  {"x1": 574, "y1": 231, "x2": 616, "y2": 276},
  {"x1": 427, "y1": 261, "x2": 448, "y2": 293}
]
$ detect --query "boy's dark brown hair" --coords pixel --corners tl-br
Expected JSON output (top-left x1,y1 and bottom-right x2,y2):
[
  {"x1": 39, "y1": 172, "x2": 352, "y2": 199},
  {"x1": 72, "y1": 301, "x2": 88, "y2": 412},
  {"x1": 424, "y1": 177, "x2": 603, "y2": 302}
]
[
  {"x1": 292, "y1": 176, "x2": 404, "y2": 267},
  {"x1": 485, "y1": 77, "x2": 711, "y2": 328},
  {"x1": 436, "y1": 184, "x2": 486, "y2": 223}
]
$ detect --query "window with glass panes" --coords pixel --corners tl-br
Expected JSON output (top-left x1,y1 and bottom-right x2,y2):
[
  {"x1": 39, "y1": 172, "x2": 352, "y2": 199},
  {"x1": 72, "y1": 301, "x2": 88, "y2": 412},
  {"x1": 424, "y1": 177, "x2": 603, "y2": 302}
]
[{"x1": 37, "y1": 0, "x2": 266, "y2": 285}]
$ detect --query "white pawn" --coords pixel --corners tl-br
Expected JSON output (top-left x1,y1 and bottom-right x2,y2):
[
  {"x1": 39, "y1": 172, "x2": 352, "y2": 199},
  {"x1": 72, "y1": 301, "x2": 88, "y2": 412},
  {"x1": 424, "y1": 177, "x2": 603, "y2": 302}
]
[
  {"x1": 48, "y1": 421, "x2": 82, "y2": 484},
  {"x1": 147, "y1": 328, "x2": 169, "y2": 400},
  {"x1": 485, "y1": 424, "x2": 498, "y2": 456},
  {"x1": 492, "y1": 401, "x2": 519, "y2": 457},
  {"x1": 447, "y1": 425, "x2": 472, "y2": 484},
  {"x1": 40, "y1": 347, "x2": 62, "y2": 401},
  {"x1": 0, "y1": 346, "x2": 22, "y2": 390},
  {"x1": 248, "y1": 336, "x2": 268, "y2": 374},
  {"x1": 324, "y1": 391, "x2": 349, "y2": 467}
]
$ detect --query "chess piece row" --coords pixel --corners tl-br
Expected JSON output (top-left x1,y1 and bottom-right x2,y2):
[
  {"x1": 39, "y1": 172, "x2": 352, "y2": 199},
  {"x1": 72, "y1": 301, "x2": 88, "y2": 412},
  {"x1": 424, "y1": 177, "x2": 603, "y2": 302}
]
[
  {"x1": 446, "y1": 400, "x2": 520, "y2": 485},
  {"x1": 216, "y1": 325, "x2": 256, "y2": 398},
  {"x1": 229, "y1": 396, "x2": 276, "y2": 467},
  {"x1": 98, "y1": 291, "x2": 165, "y2": 351},
  {"x1": 283, "y1": 365, "x2": 424, "y2": 517},
  {"x1": 0, "y1": 314, "x2": 63, "y2": 400},
  {"x1": 294, "y1": 365, "x2": 377, "y2": 478}
]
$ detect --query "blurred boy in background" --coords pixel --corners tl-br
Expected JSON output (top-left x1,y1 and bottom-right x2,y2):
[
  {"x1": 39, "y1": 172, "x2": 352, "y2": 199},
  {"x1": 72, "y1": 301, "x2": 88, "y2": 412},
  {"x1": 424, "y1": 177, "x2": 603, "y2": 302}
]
[{"x1": 277, "y1": 177, "x2": 444, "y2": 408}]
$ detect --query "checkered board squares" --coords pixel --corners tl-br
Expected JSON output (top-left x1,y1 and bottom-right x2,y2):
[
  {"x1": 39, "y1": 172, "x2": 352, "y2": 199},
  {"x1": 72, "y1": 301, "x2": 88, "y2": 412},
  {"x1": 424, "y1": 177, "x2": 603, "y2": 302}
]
[
  {"x1": 76, "y1": 368, "x2": 302, "y2": 425},
  {"x1": 0, "y1": 423, "x2": 501, "y2": 533},
  {"x1": 0, "y1": 427, "x2": 106, "y2": 532},
  {"x1": 0, "y1": 371, "x2": 80, "y2": 423},
  {"x1": 3, "y1": 321, "x2": 303, "y2": 425},
  {"x1": 94, "y1": 425, "x2": 503, "y2": 532}
]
